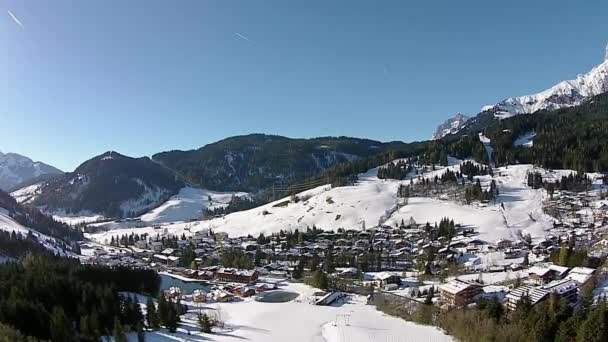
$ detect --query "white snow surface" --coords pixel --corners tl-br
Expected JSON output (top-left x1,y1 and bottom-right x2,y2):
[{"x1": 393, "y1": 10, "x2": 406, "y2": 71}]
[
  {"x1": 489, "y1": 55, "x2": 608, "y2": 118},
  {"x1": 514, "y1": 132, "x2": 536, "y2": 147},
  {"x1": 432, "y1": 113, "x2": 469, "y2": 140},
  {"x1": 140, "y1": 187, "x2": 248, "y2": 223},
  {"x1": 51, "y1": 212, "x2": 105, "y2": 226},
  {"x1": 10, "y1": 182, "x2": 43, "y2": 204},
  {"x1": 123, "y1": 282, "x2": 452, "y2": 342}
]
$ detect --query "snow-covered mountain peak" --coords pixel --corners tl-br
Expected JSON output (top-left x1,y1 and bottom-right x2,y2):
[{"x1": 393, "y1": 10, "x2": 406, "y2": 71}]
[
  {"x1": 432, "y1": 44, "x2": 608, "y2": 139},
  {"x1": 431, "y1": 113, "x2": 469, "y2": 140},
  {"x1": 0, "y1": 151, "x2": 62, "y2": 191}
]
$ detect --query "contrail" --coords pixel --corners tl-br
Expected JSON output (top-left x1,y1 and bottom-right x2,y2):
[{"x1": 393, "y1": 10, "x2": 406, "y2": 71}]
[
  {"x1": 7, "y1": 10, "x2": 23, "y2": 28},
  {"x1": 234, "y1": 32, "x2": 253, "y2": 44}
]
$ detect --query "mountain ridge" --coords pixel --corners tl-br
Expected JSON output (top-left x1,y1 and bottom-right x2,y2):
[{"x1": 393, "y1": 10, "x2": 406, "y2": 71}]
[
  {"x1": 27, "y1": 151, "x2": 183, "y2": 218},
  {"x1": 433, "y1": 44, "x2": 608, "y2": 139},
  {"x1": 0, "y1": 151, "x2": 63, "y2": 191}
]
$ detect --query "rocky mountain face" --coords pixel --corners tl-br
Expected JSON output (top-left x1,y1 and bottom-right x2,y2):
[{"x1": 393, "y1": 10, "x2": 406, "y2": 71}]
[
  {"x1": 433, "y1": 44, "x2": 608, "y2": 139},
  {"x1": 0, "y1": 152, "x2": 62, "y2": 191},
  {"x1": 27, "y1": 151, "x2": 183, "y2": 218},
  {"x1": 153, "y1": 134, "x2": 394, "y2": 192},
  {"x1": 431, "y1": 113, "x2": 470, "y2": 140}
]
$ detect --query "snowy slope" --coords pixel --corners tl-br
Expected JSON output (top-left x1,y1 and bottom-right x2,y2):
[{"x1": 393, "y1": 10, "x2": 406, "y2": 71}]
[
  {"x1": 10, "y1": 182, "x2": 43, "y2": 204},
  {"x1": 89, "y1": 159, "x2": 554, "y2": 246},
  {"x1": 0, "y1": 151, "x2": 62, "y2": 191},
  {"x1": 0, "y1": 207, "x2": 72, "y2": 256},
  {"x1": 139, "y1": 187, "x2": 248, "y2": 223},
  {"x1": 489, "y1": 47, "x2": 608, "y2": 118},
  {"x1": 432, "y1": 113, "x2": 470, "y2": 140},
  {"x1": 124, "y1": 282, "x2": 453, "y2": 342}
]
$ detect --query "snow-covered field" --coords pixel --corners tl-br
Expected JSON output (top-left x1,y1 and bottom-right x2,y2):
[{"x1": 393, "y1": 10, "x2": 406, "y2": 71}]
[
  {"x1": 89, "y1": 160, "x2": 555, "y2": 246},
  {"x1": 140, "y1": 187, "x2": 247, "y2": 224},
  {"x1": 10, "y1": 182, "x2": 43, "y2": 204},
  {"x1": 51, "y1": 212, "x2": 105, "y2": 226},
  {"x1": 127, "y1": 282, "x2": 452, "y2": 342}
]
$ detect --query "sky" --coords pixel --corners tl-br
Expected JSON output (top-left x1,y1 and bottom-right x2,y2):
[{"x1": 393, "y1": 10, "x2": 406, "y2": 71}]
[{"x1": 1, "y1": 0, "x2": 608, "y2": 171}]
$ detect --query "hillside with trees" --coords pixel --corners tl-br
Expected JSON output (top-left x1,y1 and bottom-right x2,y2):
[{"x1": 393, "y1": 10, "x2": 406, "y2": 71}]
[{"x1": 31, "y1": 151, "x2": 183, "y2": 218}]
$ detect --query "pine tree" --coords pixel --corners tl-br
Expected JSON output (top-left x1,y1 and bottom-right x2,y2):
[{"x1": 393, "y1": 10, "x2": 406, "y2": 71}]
[
  {"x1": 136, "y1": 322, "x2": 146, "y2": 342},
  {"x1": 577, "y1": 300, "x2": 608, "y2": 342},
  {"x1": 50, "y1": 306, "x2": 75, "y2": 342},
  {"x1": 113, "y1": 317, "x2": 127, "y2": 342},
  {"x1": 146, "y1": 297, "x2": 159, "y2": 329},
  {"x1": 198, "y1": 313, "x2": 212, "y2": 333},
  {"x1": 165, "y1": 302, "x2": 180, "y2": 333},
  {"x1": 157, "y1": 294, "x2": 169, "y2": 327}
]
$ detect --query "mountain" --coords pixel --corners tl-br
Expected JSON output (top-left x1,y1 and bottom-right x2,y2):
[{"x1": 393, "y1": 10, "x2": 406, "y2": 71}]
[
  {"x1": 433, "y1": 44, "x2": 608, "y2": 139},
  {"x1": 0, "y1": 190, "x2": 83, "y2": 246},
  {"x1": 0, "y1": 151, "x2": 62, "y2": 191},
  {"x1": 27, "y1": 151, "x2": 183, "y2": 218},
  {"x1": 431, "y1": 113, "x2": 469, "y2": 140},
  {"x1": 152, "y1": 134, "x2": 401, "y2": 192}
]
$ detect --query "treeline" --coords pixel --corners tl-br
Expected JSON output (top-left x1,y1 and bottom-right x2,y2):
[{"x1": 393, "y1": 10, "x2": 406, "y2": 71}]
[
  {"x1": 464, "y1": 179, "x2": 498, "y2": 204},
  {"x1": 424, "y1": 136, "x2": 489, "y2": 166},
  {"x1": 0, "y1": 254, "x2": 160, "y2": 341},
  {"x1": 220, "y1": 249, "x2": 254, "y2": 270},
  {"x1": 0, "y1": 231, "x2": 52, "y2": 259},
  {"x1": 377, "y1": 160, "x2": 412, "y2": 180},
  {"x1": 379, "y1": 285, "x2": 608, "y2": 342},
  {"x1": 0, "y1": 190, "x2": 82, "y2": 243},
  {"x1": 203, "y1": 195, "x2": 263, "y2": 217},
  {"x1": 460, "y1": 161, "x2": 490, "y2": 178},
  {"x1": 528, "y1": 171, "x2": 592, "y2": 192},
  {"x1": 439, "y1": 293, "x2": 607, "y2": 342}
]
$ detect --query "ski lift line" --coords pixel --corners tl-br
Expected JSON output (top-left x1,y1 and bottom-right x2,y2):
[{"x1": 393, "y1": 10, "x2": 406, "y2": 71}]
[
  {"x1": 272, "y1": 180, "x2": 329, "y2": 191},
  {"x1": 273, "y1": 182, "x2": 327, "y2": 190},
  {"x1": 272, "y1": 184, "x2": 328, "y2": 192},
  {"x1": 273, "y1": 177, "x2": 329, "y2": 188}
]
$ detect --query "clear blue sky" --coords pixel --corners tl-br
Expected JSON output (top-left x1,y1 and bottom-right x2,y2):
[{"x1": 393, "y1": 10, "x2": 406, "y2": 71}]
[{"x1": 2, "y1": 0, "x2": 607, "y2": 171}]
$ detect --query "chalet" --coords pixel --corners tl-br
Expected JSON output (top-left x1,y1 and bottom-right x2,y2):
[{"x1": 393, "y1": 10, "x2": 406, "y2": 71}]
[
  {"x1": 134, "y1": 240, "x2": 148, "y2": 250},
  {"x1": 439, "y1": 280, "x2": 482, "y2": 308},
  {"x1": 542, "y1": 279, "x2": 579, "y2": 303},
  {"x1": 374, "y1": 272, "x2": 401, "y2": 286},
  {"x1": 496, "y1": 239, "x2": 513, "y2": 250},
  {"x1": 238, "y1": 286, "x2": 256, "y2": 297},
  {"x1": 150, "y1": 241, "x2": 163, "y2": 253},
  {"x1": 565, "y1": 267, "x2": 596, "y2": 288},
  {"x1": 528, "y1": 264, "x2": 569, "y2": 285},
  {"x1": 192, "y1": 289, "x2": 207, "y2": 303},
  {"x1": 505, "y1": 285, "x2": 549, "y2": 311},
  {"x1": 339, "y1": 267, "x2": 359, "y2": 279},
  {"x1": 215, "y1": 268, "x2": 259, "y2": 283},
  {"x1": 153, "y1": 254, "x2": 180, "y2": 266}
]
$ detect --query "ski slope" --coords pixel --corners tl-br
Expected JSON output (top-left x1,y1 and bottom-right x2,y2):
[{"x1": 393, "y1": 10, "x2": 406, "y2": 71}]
[
  {"x1": 0, "y1": 207, "x2": 71, "y2": 256},
  {"x1": 89, "y1": 159, "x2": 554, "y2": 245},
  {"x1": 139, "y1": 187, "x2": 248, "y2": 223}
]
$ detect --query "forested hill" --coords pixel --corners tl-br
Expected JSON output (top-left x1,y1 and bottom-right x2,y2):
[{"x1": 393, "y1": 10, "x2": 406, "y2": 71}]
[
  {"x1": 152, "y1": 134, "x2": 412, "y2": 192},
  {"x1": 432, "y1": 92, "x2": 608, "y2": 172},
  {"x1": 0, "y1": 189, "x2": 82, "y2": 243},
  {"x1": 30, "y1": 151, "x2": 183, "y2": 218}
]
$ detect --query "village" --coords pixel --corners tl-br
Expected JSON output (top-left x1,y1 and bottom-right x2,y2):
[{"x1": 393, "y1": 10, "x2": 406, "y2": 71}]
[{"x1": 80, "y1": 169, "x2": 608, "y2": 319}]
